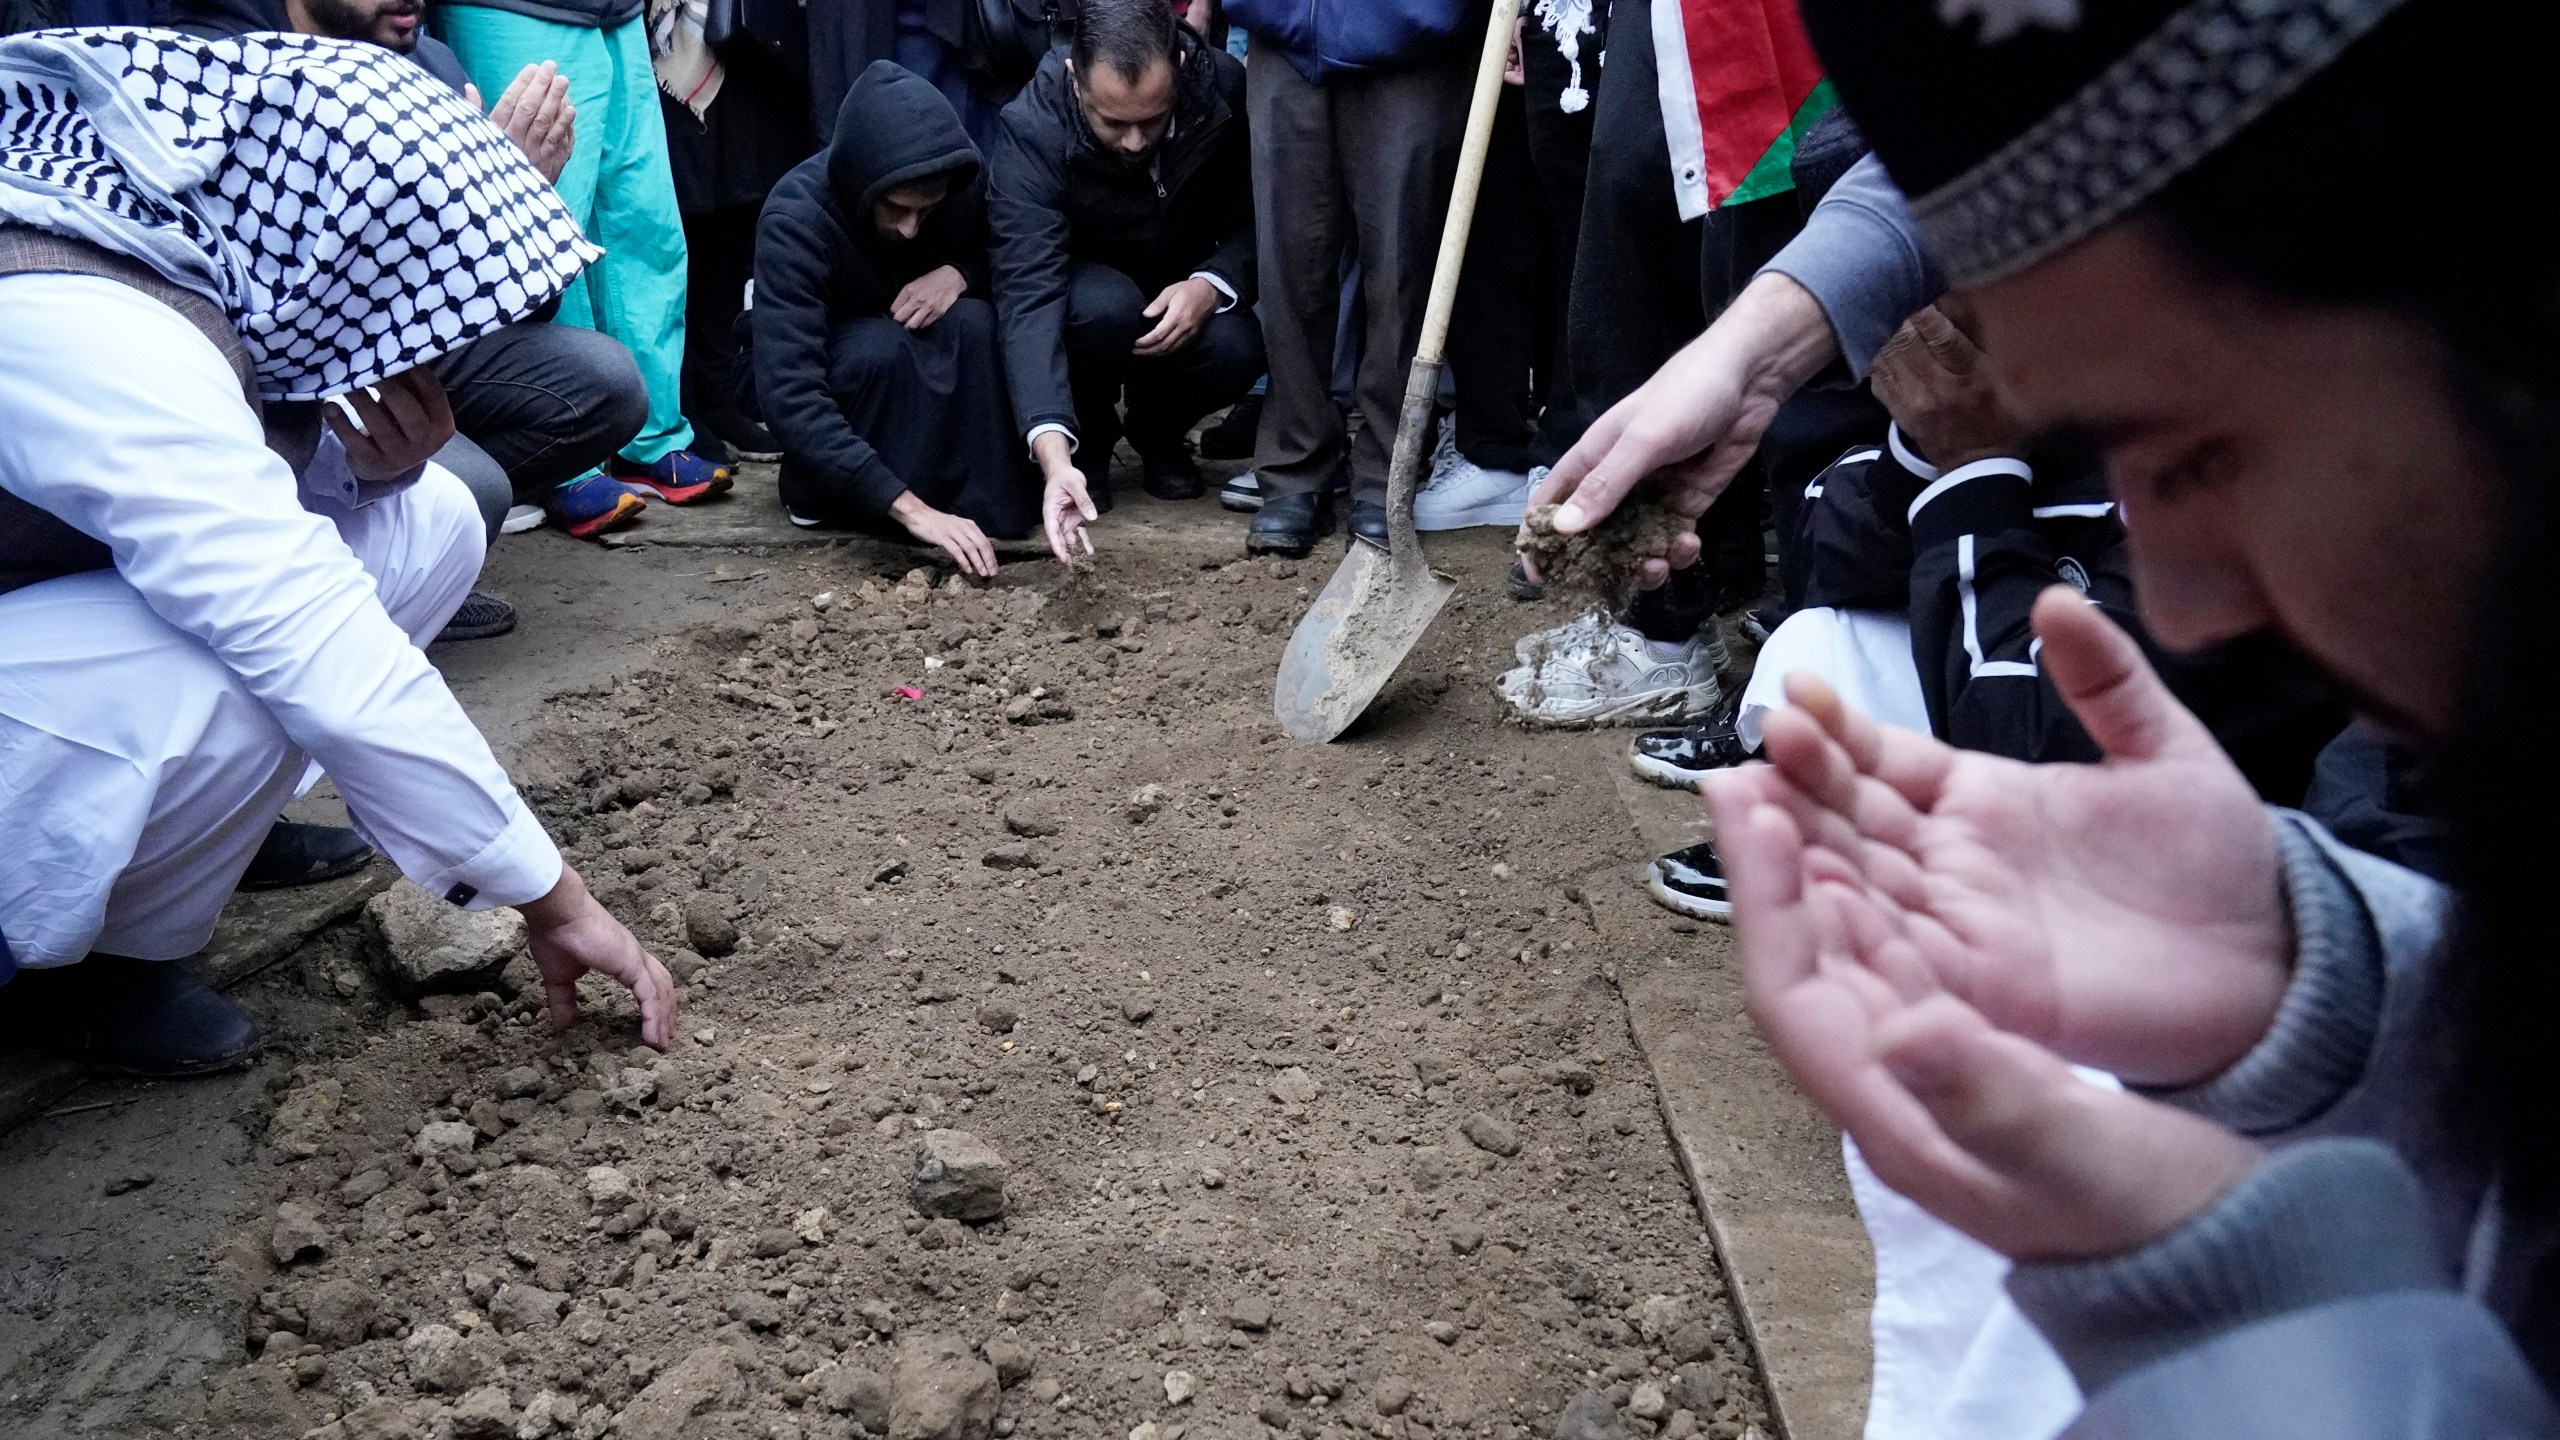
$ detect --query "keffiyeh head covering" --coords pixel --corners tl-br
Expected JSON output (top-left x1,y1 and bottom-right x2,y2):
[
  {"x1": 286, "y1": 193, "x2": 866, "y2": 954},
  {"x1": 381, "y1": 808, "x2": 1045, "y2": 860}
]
[{"x1": 0, "y1": 28, "x2": 600, "y2": 399}]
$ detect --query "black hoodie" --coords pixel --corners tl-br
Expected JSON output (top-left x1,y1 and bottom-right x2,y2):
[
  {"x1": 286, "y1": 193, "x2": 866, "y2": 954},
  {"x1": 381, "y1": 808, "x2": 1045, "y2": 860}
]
[
  {"x1": 751, "y1": 61, "x2": 991, "y2": 515},
  {"x1": 987, "y1": 27, "x2": 1253, "y2": 442}
]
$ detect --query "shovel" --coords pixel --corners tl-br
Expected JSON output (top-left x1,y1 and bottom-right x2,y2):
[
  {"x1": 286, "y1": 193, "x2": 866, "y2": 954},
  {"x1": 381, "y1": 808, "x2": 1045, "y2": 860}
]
[{"x1": 1273, "y1": 0, "x2": 1524, "y2": 743}]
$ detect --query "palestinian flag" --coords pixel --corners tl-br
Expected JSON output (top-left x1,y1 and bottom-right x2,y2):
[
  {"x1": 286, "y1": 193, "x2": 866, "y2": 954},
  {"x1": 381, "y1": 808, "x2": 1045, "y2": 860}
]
[{"x1": 1654, "y1": 0, "x2": 1836, "y2": 219}]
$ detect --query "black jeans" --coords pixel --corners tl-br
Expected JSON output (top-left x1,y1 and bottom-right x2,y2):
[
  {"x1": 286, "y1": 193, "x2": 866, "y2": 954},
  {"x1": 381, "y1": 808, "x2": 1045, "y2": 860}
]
[
  {"x1": 1063, "y1": 260, "x2": 1265, "y2": 479},
  {"x1": 1444, "y1": 83, "x2": 1551, "y2": 475},
  {"x1": 432, "y1": 321, "x2": 650, "y2": 507}
]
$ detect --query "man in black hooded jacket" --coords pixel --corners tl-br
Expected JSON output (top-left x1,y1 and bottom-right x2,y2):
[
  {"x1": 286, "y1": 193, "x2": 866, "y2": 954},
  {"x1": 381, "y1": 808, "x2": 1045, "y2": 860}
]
[
  {"x1": 989, "y1": 0, "x2": 1261, "y2": 553},
  {"x1": 750, "y1": 61, "x2": 1037, "y2": 576}
]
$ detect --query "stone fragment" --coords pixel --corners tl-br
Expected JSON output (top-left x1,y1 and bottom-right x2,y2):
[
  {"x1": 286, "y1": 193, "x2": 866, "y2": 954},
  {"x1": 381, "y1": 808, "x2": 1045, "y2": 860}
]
[
  {"x1": 414, "y1": 1120, "x2": 478, "y2": 1161},
  {"x1": 1163, "y1": 1369, "x2": 1198, "y2": 1405},
  {"x1": 1633, "y1": 1295, "x2": 1690, "y2": 1342},
  {"x1": 1665, "y1": 1321, "x2": 1716, "y2": 1364},
  {"x1": 1124, "y1": 785, "x2": 1166, "y2": 823},
  {"x1": 584, "y1": 1166, "x2": 637, "y2": 1211},
  {"x1": 1121, "y1": 994, "x2": 1156, "y2": 1023},
  {"x1": 982, "y1": 1338, "x2": 1034, "y2": 1387},
  {"x1": 451, "y1": 1385, "x2": 515, "y2": 1440},
  {"x1": 265, "y1": 1078, "x2": 344, "y2": 1158},
  {"x1": 1373, "y1": 1377, "x2": 1416, "y2": 1417},
  {"x1": 751, "y1": 1227, "x2": 799, "y2": 1259},
  {"x1": 1227, "y1": 1295, "x2": 1272, "y2": 1332},
  {"x1": 1460, "y1": 1112, "x2": 1522, "y2": 1157},
  {"x1": 404, "y1": 1323, "x2": 497, "y2": 1393},
  {"x1": 516, "y1": 1391, "x2": 579, "y2": 1438},
  {"x1": 338, "y1": 1167, "x2": 393, "y2": 1206},
  {"x1": 1448, "y1": 1222, "x2": 1486, "y2": 1255},
  {"x1": 1626, "y1": 1382, "x2": 1669, "y2": 1421},
  {"x1": 818, "y1": 1363, "x2": 893, "y2": 1431},
  {"x1": 1267, "y1": 1068, "x2": 1321, "y2": 1106},
  {"x1": 976, "y1": 999, "x2": 1019, "y2": 1034},
  {"x1": 982, "y1": 841, "x2": 1039, "y2": 870},
  {"x1": 1553, "y1": 1389, "x2": 1629, "y2": 1440},
  {"x1": 889, "y1": 1333, "x2": 1001, "y2": 1440},
  {"x1": 684, "y1": 892, "x2": 740, "y2": 957},
  {"x1": 335, "y1": 1399, "x2": 421, "y2": 1440},
  {"x1": 724, "y1": 1291, "x2": 783, "y2": 1331},
  {"x1": 490, "y1": 1282, "x2": 569, "y2": 1333},
  {"x1": 1423, "y1": 1320, "x2": 1460, "y2": 1346},
  {"x1": 300, "y1": 1278, "x2": 376, "y2": 1349},
  {"x1": 361, "y1": 882, "x2": 524, "y2": 997},
  {"x1": 616, "y1": 1344, "x2": 741, "y2": 1440},
  {"x1": 270, "y1": 1200, "x2": 328, "y2": 1265},
  {"x1": 796, "y1": 1206, "x2": 830, "y2": 1245},
  {"x1": 1001, "y1": 801, "x2": 1062, "y2": 838},
  {"x1": 1667, "y1": 1363, "x2": 1725, "y2": 1416},
  {"x1": 911, "y1": 1129, "x2": 1009, "y2": 1221}
]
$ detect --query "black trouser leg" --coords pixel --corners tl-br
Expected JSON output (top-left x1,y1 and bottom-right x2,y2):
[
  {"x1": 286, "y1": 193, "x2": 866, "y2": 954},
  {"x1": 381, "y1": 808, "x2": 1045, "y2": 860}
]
[
  {"x1": 1123, "y1": 308, "x2": 1268, "y2": 457},
  {"x1": 1446, "y1": 85, "x2": 1542, "y2": 475},
  {"x1": 432, "y1": 322, "x2": 650, "y2": 497},
  {"x1": 1521, "y1": 5, "x2": 1605, "y2": 467},
  {"x1": 681, "y1": 202, "x2": 763, "y2": 450}
]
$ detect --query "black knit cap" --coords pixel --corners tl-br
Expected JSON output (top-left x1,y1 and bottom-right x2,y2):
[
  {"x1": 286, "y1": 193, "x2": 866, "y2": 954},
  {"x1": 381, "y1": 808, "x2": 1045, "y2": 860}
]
[{"x1": 1798, "y1": 0, "x2": 2412, "y2": 285}]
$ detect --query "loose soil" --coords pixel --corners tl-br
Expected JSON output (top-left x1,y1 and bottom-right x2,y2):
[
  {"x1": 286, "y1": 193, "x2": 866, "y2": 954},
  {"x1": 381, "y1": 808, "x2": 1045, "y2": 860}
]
[
  {"x1": 1515, "y1": 504, "x2": 1687, "y2": 619},
  {"x1": 0, "y1": 527, "x2": 1773, "y2": 1440}
]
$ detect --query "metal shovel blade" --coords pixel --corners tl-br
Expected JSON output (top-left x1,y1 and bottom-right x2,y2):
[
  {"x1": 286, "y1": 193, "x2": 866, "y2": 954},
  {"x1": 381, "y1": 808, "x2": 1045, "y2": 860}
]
[{"x1": 1274, "y1": 539, "x2": 1457, "y2": 743}]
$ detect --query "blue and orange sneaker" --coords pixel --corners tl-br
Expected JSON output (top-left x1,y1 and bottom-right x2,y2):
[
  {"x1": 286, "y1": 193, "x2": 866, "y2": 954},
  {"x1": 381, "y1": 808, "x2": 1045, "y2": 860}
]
[
  {"x1": 542, "y1": 473, "x2": 647, "y2": 540},
  {"x1": 613, "y1": 449, "x2": 734, "y2": 505}
]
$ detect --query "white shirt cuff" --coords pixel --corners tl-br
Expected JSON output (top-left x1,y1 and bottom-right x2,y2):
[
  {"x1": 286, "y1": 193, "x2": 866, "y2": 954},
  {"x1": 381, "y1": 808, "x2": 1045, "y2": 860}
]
[
  {"x1": 1189, "y1": 271, "x2": 1240, "y2": 313},
  {"x1": 1887, "y1": 423, "x2": 1941, "y2": 482},
  {"x1": 415, "y1": 802, "x2": 563, "y2": 910},
  {"x1": 1906, "y1": 455, "x2": 2034, "y2": 526},
  {"x1": 1026, "y1": 421, "x2": 1077, "y2": 457}
]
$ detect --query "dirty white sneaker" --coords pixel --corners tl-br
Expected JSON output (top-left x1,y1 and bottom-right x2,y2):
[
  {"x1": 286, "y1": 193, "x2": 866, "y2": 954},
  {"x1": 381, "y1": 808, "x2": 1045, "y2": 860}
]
[
  {"x1": 499, "y1": 503, "x2": 546, "y2": 535},
  {"x1": 1416, "y1": 418, "x2": 1532, "y2": 531},
  {"x1": 1495, "y1": 612, "x2": 1722, "y2": 727}
]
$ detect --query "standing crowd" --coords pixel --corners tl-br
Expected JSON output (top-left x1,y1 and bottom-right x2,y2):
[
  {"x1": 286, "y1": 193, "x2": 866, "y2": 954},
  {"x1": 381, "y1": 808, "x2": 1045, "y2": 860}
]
[{"x1": 3, "y1": 0, "x2": 2552, "y2": 1434}]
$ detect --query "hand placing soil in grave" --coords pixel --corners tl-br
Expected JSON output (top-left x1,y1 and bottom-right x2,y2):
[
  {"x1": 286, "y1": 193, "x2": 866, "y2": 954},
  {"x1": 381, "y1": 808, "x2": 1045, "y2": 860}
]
[{"x1": 1516, "y1": 499, "x2": 1690, "y2": 615}]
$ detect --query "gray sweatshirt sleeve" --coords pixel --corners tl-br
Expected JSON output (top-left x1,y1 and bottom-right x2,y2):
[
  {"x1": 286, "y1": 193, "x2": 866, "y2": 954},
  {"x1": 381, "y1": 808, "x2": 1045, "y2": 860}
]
[
  {"x1": 1757, "y1": 153, "x2": 1942, "y2": 378},
  {"x1": 2005, "y1": 1140, "x2": 2560, "y2": 1439},
  {"x1": 2149, "y1": 809, "x2": 2451, "y2": 1136}
]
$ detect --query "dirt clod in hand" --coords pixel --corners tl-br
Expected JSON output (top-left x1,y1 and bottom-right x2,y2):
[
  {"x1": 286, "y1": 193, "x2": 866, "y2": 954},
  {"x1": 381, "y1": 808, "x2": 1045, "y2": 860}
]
[{"x1": 1517, "y1": 500, "x2": 1687, "y2": 615}]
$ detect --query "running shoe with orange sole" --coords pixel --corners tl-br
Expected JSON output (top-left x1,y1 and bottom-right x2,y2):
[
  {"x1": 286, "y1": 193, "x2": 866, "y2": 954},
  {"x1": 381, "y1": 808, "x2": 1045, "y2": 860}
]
[
  {"x1": 542, "y1": 473, "x2": 647, "y2": 540},
  {"x1": 613, "y1": 448, "x2": 734, "y2": 504}
]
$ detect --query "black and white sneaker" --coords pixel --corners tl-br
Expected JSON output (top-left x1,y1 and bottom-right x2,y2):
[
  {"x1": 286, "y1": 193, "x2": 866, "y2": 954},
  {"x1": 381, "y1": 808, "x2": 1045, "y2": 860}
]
[
  {"x1": 1219, "y1": 469, "x2": 1264, "y2": 512},
  {"x1": 1627, "y1": 705, "x2": 1753, "y2": 790},
  {"x1": 1647, "y1": 842, "x2": 1731, "y2": 920}
]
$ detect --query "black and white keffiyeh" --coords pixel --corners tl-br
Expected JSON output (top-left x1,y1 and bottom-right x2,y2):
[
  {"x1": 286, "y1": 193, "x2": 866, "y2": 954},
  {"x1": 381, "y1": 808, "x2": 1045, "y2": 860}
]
[{"x1": 0, "y1": 28, "x2": 600, "y2": 399}]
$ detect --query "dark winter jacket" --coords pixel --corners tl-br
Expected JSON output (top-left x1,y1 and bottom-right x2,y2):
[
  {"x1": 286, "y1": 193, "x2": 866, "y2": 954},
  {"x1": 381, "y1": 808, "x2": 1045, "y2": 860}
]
[
  {"x1": 987, "y1": 29, "x2": 1252, "y2": 441},
  {"x1": 1794, "y1": 430, "x2": 2342, "y2": 799},
  {"x1": 1223, "y1": 0, "x2": 1480, "y2": 82},
  {"x1": 751, "y1": 61, "x2": 991, "y2": 517}
]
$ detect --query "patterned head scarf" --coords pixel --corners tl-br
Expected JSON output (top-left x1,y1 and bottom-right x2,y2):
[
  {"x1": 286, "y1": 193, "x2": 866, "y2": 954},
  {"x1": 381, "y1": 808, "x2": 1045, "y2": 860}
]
[{"x1": 0, "y1": 29, "x2": 599, "y2": 400}]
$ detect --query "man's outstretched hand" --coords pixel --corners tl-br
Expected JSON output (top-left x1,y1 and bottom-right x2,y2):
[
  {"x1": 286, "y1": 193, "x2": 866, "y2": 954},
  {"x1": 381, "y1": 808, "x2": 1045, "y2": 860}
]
[
  {"x1": 1528, "y1": 272, "x2": 1838, "y2": 589},
  {"x1": 1705, "y1": 589, "x2": 2289, "y2": 1259},
  {"x1": 517, "y1": 864, "x2": 677, "y2": 1050}
]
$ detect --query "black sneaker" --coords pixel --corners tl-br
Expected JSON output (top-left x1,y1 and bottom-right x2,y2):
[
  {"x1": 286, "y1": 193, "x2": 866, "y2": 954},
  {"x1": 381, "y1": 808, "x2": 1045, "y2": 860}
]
[
  {"x1": 0, "y1": 954, "x2": 264, "y2": 1077},
  {"x1": 436, "y1": 590, "x2": 517, "y2": 643},
  {"x1": 1200, "y1": 396, "x2": 1262, "y2": 460},
  {"x1": 238, "y1": 822, "x2": 377, "y2": 891},
  {"x1": 1348, "y1": 498, "x2": 1388, "y2": 550},
  {"x1": 1140, "y1": 445, "x2": 1206, "y2": 501},
  {"x1": 1646, "y1": 842, "x2": 1731, "y2": 920},
  {"x1": 1627, "y1": 705, "x2": 1754, "y2": 790},
  {"x1": 1507, "y1": 554, "x2": 1545, "y2": 602}
]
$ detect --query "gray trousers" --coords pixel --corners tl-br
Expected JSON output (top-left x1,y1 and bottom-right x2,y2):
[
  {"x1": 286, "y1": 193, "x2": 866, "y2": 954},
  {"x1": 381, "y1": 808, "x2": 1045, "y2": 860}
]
[
  {"x1": 1246, "y1": 40, "x2": 1470, "y2": 503},
  {"x1": 431, "y1": 321, "x2": 650, "y2": 541}
]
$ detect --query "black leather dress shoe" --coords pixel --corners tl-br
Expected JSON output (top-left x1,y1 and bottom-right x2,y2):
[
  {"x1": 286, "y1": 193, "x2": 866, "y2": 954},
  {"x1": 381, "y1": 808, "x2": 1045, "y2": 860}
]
[
  {"x1": 1349, "y1": 499, "x2": 1390, "y2": 550},
  {"x1": 238, "y1": 821, "x2": 376, "y2": 891},
  {"x1": 1247, "y1": 490, "x2": 1334, "y2": 556},
  {"x1": 0, "y1": 954, "x2": 263, "y2": 1077},
  {"x1": 1139, "y1": 446, "x2": 1206, "y2": 501}
]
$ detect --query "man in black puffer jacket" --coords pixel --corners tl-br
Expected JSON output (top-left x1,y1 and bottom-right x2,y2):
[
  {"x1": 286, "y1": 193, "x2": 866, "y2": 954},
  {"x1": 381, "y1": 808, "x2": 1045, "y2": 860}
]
[
  {"x1": 990, "y1": 0, "x2": 1261, "y2": 559},
  {"x1": 750, "y1": 61, "x2": 1035, "y2": 577}
]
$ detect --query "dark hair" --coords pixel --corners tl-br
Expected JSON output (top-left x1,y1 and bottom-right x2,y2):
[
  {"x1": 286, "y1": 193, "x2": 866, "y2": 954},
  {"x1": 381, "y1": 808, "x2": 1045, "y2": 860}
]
[
  {"x1": 2145, "y1": 0, "x2": 2560, "y2": 1203},
  {"x1": 1070, "y1": 0, "x2": 1180, "y2": 86}
]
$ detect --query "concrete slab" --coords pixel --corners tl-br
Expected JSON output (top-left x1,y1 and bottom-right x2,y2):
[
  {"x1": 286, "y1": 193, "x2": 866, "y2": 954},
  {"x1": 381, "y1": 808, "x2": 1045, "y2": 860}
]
[{"x1": 1585, "y1": 734, "x2": 1874, "y2": 1440}]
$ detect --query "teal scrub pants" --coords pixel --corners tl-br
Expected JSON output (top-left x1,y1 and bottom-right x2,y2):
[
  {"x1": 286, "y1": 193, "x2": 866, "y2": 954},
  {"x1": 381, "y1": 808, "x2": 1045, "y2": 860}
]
[{"x1": 436, "y1": 6, "x2": 694, "y2": 464}]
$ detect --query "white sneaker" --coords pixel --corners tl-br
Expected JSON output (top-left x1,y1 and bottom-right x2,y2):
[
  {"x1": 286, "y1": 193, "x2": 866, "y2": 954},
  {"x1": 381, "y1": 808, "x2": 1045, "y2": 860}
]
[
  {"x1": 1415, "y1": 418, "x2": 1533, "y2": 531},
  {"x1": 1219, "y1": 470, "x2": 1263, "y2": 513},
  {"x1": 499, "y1": 503, "x2": 546, "y2": 535},
  {"x1": 1496, "y1": 612, "x2": 1722, "y2": 727}
]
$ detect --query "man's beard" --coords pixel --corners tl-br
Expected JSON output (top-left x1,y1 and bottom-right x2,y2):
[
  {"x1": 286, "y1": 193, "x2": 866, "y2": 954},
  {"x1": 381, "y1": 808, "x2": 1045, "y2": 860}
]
[{"x1": 303, "y1": 0, "x2": 421, "y2": 51}]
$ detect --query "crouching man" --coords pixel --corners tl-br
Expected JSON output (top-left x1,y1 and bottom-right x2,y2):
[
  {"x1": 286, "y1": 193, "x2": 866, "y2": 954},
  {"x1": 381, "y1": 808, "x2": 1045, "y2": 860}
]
[
  {"x1": 990, "y1": 0, "x2": 1263, "y2": 563},
  {"x1": 0, "y1": 31, "x2": 674, "y2": 1076},
  {"x1": 752, "y1": 61, "x2": 1038, "y2": 577}
]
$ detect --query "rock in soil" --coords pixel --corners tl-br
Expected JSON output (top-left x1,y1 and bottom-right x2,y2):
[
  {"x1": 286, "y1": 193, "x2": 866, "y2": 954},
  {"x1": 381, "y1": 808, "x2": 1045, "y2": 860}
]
[
  {"x1": 616, "y1": 1344, "x2": 741, "y2": 1440},
  {"x1": 361, "y1": 882, "x2": 525, "y2": 997},
  {"x1": 909, "y1": 1129, "x2": 1008, "y2": 1221},
  {"x1": 889, "y1": 1333, "x2": 1000, "y2": 1440},
  {"x1": 1553, "y1": 1388, "x2": 1631, "y2": 1440}
]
